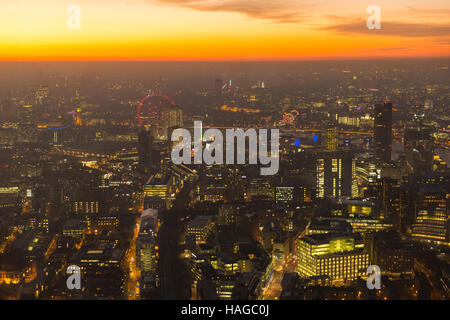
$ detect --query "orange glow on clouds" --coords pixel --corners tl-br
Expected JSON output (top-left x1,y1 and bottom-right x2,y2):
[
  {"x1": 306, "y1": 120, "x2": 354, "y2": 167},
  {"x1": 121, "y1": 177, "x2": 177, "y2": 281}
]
[{"x1": 0, "y1": 0, "x2": 449, "y2": 61}]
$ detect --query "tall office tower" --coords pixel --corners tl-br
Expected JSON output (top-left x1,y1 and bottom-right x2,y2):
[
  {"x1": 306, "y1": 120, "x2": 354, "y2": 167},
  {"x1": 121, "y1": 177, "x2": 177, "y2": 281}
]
[
  {"x1": 296, "y1": 233, "x2": 369, "y2": 286},
  {"x1": 315, "y1": 151, "x2": 357, "y2": 199},
  {"x1": 321, "y1": 122, "x2": 338, "y2": 151},
  {"x1": 138, "y1": 129, "x2": 154, "y2": 169},
  {"x1": 373, "y1": 102, "x2": 392, "y2": 163},
  {"x1": 411, "y1": 185, "x2": 449, "y2": 246},
  {"x1": 381, "y1": 178, "x2": 403, "y2": 226},
  {"x1": 404, "y1": 121, "x2": 435, "y2": 175},
  {"x1": 136, "y1": 208, "x2": 159, "y2": 273},
  {"x1": 161, "y1": 105, "x2": 183, "y2": 140}
]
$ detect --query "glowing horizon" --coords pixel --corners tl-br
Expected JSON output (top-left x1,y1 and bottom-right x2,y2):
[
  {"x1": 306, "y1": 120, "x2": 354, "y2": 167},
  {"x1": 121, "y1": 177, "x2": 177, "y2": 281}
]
[{"x1": 1, "y1": 0, "x2": 449, "y2": 61}]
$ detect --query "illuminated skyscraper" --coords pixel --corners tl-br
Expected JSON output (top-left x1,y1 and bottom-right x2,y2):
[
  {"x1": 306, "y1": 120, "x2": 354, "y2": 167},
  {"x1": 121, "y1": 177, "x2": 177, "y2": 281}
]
[
  {"x1": 321, "y1": 122, "x2": 338, "y2": 151},
  {"x1": 374, "y1": 102, "x2": 392, "y2": 163},
  {"x1": 315, "y1": 151, "x2": 357, "y2": 199},
  {"x1": 411, "y1": 185, "x2": 449, "y2": 246},
  {"x1": 161, "y1": 105, "x2": 183, "y2": 140},
  {"x1": 136, "y1": 209, "x2": 159, "y2": 273}
]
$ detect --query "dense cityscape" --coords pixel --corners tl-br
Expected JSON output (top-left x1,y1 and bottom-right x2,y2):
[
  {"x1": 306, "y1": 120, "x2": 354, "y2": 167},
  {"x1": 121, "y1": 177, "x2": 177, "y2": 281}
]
[{"x1": 0, "y1": 60, "x2": 448, "y2": 301}]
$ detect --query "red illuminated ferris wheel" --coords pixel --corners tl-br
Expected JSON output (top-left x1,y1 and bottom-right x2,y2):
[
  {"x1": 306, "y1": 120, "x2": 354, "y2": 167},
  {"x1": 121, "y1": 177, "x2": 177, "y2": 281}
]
[{"x1": 137, "y1": 93, "x2": 176, "y2": 127}]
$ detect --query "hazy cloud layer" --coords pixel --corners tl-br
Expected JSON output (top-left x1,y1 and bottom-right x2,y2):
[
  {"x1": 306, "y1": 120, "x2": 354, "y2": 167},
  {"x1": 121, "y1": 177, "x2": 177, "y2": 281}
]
[
  {"x1": 147, "y1": 1, "x2": 450, "y2": 39},
  {"x1": 321, "y1": 20, "x2": 450, "y2": 37},
  {"x1": 152, "y1": 0, "x2": 318, "y2": 23}
]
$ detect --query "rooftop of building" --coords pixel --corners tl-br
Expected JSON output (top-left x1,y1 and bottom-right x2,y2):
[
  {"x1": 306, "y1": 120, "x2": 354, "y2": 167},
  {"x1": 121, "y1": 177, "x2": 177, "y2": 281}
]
[
  {"x1": 71, "y1": 242, "x2": 124, "y2": 264},
  {"x1": 187, "y1": 215, "x2": 213, "y2": 228},
  {"x1": 145, "y1": 173, "x2": 169, "y2": 186},
  {"x1": 299, "y1": 232, "x2": 363, "y2": 246},
  {"x1": 308, "y1": 218, "x2": 353, "y2": 233}
]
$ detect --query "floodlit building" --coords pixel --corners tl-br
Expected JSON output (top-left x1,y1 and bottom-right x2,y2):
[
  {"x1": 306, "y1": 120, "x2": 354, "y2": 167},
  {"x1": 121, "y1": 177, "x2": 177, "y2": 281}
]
[
  {"x1": 144, "y1": 174, "x2": 169, "y2": 210},
  {"x1": 296, "y1": 233, "x2": 369, "y2": 285},
  {"x1": 412, "y1": 186, "x2": 449, "y2": 246}
]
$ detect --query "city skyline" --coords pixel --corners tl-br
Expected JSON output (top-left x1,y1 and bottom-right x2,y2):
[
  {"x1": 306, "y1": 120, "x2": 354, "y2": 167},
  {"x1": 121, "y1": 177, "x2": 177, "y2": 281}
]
[{"x1": 0, "y1": 0, "x2": 448, "y2": 305}]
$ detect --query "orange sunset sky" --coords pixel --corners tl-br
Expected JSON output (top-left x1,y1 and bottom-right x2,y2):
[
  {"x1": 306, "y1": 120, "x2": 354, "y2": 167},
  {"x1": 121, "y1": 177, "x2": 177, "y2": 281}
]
[{"x1": 1, "y1": 0, "x2": 449, "y2": 60}]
